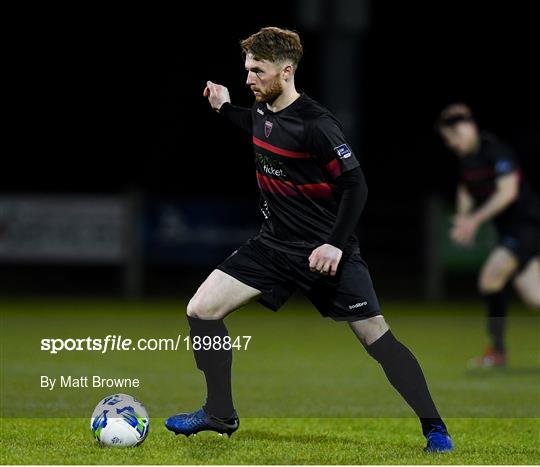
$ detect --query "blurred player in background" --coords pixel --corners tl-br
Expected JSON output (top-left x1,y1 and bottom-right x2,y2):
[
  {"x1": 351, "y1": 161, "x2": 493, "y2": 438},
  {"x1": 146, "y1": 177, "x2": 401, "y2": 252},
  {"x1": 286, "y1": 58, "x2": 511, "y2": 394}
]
[
  {"x1": 437, "y1": 103, "x2": 540, "y2": 368},
  {"x1": 165, "y1": 27, "x2": 452, "y2": 452}
]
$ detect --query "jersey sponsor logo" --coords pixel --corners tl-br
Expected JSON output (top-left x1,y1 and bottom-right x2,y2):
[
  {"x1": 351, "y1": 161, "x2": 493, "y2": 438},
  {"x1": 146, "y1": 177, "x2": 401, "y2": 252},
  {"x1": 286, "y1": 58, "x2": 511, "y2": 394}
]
[
  {"x1": 257, "y1": 108, "x2": 265, "y2": 116},
  {"x1": 349, "y1": 301, "x2": 367, "y2": 310},
  {"x1": 263, "y1": 165, "x2": 285, "y2": 177},
  {"x1": 264, "y1": 120, "x2": 273, "y2": 138},
  {"x1": 256, "y1": 153, "x2": 285, "y2": 178},
  {"x1": 334, "y1": 143, "x2": 352, "y2": 159}
]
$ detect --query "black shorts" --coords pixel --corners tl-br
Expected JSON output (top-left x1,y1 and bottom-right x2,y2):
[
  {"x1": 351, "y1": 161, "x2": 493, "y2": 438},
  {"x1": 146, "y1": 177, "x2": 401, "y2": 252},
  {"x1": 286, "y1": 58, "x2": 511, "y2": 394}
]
[
  {"x1": 216, "y1": 237, "x2": 381, "y2": 321},
  {"x1": 498, "y1": 224, "x2": 540, "y2": 269}
]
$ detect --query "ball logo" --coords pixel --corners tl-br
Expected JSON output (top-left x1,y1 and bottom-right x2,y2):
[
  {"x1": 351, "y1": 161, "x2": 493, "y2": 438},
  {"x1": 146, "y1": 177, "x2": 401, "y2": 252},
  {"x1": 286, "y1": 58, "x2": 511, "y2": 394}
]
[{"x1": 91, "y1": 394, "x2": 150, "y2": 447}]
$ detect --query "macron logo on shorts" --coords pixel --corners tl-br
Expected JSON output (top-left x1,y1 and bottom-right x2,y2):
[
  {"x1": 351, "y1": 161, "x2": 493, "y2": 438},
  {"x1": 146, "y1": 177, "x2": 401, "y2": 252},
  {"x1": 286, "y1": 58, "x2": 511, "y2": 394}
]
[
  {"x1": 349, "y1": 301, "x2": 367, "y2": 310},
  {"x1": 334, "y1": 144, "x2": 352, "y2": 159}
]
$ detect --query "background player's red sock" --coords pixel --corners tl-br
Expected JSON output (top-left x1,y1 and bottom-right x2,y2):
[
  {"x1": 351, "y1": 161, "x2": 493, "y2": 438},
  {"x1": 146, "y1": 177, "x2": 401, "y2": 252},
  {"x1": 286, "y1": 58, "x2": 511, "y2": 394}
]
[
  {"x1": 366, "y1": 330, "x2": 447, "y2": 436},
  {"x1": 187, "y1": 316, "x2": 234, "y2": 418}
]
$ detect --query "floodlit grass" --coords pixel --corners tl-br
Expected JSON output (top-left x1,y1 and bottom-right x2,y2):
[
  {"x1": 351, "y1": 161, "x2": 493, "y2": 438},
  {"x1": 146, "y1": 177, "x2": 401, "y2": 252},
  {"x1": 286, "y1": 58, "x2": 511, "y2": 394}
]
[
  {"x1": 1, "y1": 298, "x2": 539, "y2": 463},
  {"x1": 1, "y1": 417, "x2": 539, "y2": 464}
]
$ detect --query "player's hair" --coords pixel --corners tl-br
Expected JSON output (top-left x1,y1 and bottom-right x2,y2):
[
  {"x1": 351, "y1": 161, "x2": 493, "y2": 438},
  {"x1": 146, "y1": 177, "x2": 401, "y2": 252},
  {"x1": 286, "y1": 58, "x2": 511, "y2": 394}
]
[
  {"x1": 240, "y1": 27, "x2": 303, "y2": 68},
  {"x1": 435, "y1": 103, "x2": 475, "y2": 130}
]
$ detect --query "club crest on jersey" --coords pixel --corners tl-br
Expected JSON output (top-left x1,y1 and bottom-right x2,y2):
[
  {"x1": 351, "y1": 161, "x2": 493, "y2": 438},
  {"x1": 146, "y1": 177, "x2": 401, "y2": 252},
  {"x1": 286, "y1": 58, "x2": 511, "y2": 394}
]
[
  {"x1": 334, "y1": 144, "x2": 352, "y2": 159},
  {"x1": 264, "y1": 120, "x2": 273, "y2": 138}
]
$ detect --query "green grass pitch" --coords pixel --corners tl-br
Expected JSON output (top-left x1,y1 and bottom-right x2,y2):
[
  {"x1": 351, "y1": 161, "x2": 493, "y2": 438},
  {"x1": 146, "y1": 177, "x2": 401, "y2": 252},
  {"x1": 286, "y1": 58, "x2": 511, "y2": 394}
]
[
  {"x1": 1, "y1": 298, "x2": 539, "y2": 464},
  {"x1": 2, "y1": 417, "x2": 539, "y2": 464}
]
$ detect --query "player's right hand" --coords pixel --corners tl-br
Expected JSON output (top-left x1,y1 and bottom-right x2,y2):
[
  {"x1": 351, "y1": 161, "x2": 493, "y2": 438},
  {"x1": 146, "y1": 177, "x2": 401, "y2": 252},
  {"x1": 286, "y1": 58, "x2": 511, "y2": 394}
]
[
  {"x1": 309, "y1": 243, "x2": 343, "y2": 276},
  {"x1": 203, "y1": 81, "x2": 231, "y2": 112}
]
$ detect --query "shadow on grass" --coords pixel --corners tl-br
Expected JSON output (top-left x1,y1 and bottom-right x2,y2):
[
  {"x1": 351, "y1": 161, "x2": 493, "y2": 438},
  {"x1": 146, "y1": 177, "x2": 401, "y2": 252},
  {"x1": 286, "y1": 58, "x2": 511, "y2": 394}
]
[{"x1": 234, "y1": 429, "x2": 395, "y2": 447}]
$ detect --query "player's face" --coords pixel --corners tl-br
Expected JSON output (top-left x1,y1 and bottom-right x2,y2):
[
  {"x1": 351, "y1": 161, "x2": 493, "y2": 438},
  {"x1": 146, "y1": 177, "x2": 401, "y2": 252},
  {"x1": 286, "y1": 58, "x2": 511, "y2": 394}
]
[
  {"x1": 440, "y1": 122, "x2": 478, "y2": 156},
  {"x1": 244, "y1": 54, "x2": 284, "y2": 104}
]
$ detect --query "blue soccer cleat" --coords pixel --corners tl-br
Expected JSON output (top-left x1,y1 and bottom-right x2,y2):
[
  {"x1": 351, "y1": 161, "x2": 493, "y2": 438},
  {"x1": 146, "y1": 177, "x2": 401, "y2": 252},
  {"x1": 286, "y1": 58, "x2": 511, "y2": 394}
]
[
  {"x1": 424, "y1": 425, "x2": 453, "y2": 453},
  {"x1": 165, "y1": 408, "x2": 239, "y2": 437}
]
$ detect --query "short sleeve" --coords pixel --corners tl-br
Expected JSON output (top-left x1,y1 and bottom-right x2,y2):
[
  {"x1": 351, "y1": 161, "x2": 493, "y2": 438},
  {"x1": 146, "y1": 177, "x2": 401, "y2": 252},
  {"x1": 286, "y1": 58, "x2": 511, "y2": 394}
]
[{"x1": 306, "y1": 115, "x2": 360, "y2": 180}]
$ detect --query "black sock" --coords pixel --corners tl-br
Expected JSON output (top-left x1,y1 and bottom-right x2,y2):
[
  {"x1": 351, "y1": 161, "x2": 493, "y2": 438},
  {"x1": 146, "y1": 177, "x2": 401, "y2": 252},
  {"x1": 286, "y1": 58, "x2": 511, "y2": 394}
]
[
  {"x1": 187, "y1": 315, "x2": 234, "y2": 418},
  {"x1": 483, "y1": 291, "x2": 507, "y2": 353},
  {"x1": 366, "y1": 330, "x2": 446, "y2": 437}
]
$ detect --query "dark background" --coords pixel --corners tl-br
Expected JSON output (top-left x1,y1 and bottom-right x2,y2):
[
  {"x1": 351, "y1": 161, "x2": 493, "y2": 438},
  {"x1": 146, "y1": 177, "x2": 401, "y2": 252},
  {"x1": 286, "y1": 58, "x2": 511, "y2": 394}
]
[{"x1": 4, "y1": 1, "x2": 539, "y2": 297}]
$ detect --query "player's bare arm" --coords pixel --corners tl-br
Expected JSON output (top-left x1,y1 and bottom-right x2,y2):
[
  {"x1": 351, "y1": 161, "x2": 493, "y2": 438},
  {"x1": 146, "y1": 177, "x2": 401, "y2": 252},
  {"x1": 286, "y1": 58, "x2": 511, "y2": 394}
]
[
  {"x1": 309, "y1": 243, "x2": 343, "y2": 276},
  {"x1": 203, "y1": 80, "x2": 231, "y2": 112},
  {"x1": 450, "y1": 185, "x2": 474, "y2": 243},
  {"x1": 455, "y1": 184, "x2": 473, "y2": 215},
  {"x1": 451, "y1": 172, "x2": 519, "y2": 246}
]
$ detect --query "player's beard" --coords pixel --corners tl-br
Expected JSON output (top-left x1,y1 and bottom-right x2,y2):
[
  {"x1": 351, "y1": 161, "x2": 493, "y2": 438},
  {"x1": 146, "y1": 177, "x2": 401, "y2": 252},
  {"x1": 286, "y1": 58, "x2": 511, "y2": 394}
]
[{"x1": 253, "y1": 77, "x2": 283, "y2": 104}]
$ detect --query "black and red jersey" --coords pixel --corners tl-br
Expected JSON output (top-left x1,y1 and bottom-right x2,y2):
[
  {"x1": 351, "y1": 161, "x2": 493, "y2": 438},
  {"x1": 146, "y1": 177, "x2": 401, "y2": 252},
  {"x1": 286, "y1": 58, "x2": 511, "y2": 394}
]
[
  {"x1": 221, "y1": 93, "x2": 362, "y2": 254},
  {"x1": 459, "y1": 132, "x2": 540, "y2": 232}
]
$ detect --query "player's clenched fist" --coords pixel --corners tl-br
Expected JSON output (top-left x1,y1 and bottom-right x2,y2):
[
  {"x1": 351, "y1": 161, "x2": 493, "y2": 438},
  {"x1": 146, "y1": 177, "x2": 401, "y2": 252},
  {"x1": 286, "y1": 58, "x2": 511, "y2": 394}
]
[
  {"x1": 309, "y1": 243, "x2": 343, "y2": 276},
  {"x1": 203, "y1": 80, "x2": 231, "y2": 112}
]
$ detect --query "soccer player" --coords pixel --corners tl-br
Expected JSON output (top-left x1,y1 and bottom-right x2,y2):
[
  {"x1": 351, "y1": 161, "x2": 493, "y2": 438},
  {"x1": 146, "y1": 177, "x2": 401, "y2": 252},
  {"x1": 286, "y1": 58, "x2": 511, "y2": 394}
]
[
  {"x1": 166, "y1": 27, "x2": 452, "y2": 452},
  {"x1": 436, "y1": 103, "x2": 540, "y2": 367}
]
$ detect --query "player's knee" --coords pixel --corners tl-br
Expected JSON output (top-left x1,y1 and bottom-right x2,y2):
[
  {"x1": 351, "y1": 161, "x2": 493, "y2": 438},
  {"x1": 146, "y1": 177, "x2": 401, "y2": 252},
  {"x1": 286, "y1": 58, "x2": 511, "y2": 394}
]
[
  {"x1": 522, "y1": 291, "x2": 540, "y2": 309},
  {"x1": 478, "y1": 281, "x2": 504, "y2": 294},
  {"x1": 186, "y1": 298, "x2": 202, "y2": 319},
  {"x1": 350, "y1": 316, "x2": 389, "y2": 347},
  {"x1": 478, "y1": 270, "x2": 507, "y2": 294},
  {"x1": 186, "y1": 296, "x2": 223, "y2": 320}
]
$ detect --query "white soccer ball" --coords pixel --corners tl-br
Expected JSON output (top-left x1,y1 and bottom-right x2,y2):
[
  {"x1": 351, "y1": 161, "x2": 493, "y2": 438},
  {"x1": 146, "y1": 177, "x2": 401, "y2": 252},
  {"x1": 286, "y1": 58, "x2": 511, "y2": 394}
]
[{"x1": 90, "y1": 393, "x2": 149, "y2": 447}]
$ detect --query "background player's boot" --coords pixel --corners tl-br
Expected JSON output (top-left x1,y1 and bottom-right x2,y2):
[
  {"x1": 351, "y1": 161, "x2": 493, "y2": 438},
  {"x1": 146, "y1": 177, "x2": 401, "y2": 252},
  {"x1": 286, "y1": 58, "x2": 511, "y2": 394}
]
[
  {"x1": 468, "y1": 347, "x2": 506, "y2": 368},
  {"x1": 165, "y1": 408, "x2": 239, "y2": 437},
  {"x1": 424, "y1": 425, "x2": 453, "y2": 453}
]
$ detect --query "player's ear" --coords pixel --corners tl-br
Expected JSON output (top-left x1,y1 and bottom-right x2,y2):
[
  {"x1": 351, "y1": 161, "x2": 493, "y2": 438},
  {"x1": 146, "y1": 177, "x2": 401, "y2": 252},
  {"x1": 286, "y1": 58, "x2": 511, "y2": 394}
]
[{"x1": 282, "y1": 63, "x2": 294, "y2": 81}]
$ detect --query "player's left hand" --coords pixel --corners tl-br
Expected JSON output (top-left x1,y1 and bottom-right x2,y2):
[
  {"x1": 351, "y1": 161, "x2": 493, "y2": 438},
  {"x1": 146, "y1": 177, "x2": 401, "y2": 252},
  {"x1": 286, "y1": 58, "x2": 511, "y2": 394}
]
[
  {"x1": 309, "y1": 244, "x2": 343, "y2": 276},
  {"x1": 203, "y1": 81, "x2": 231, "y2": 112},
  {"x1": 451, "y1": 214, "x2": 480, "y2": 246}
]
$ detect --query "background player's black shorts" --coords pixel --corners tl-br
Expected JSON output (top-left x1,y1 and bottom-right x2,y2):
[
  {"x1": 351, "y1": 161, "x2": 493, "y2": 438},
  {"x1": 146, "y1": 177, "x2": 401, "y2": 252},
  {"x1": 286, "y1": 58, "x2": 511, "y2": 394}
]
[
  {"x1": 216, "y1": 237, "x2": 381, "y2": 321},
  {"x1": 498, "y1": 223, "x2": 540, "y2": 269}
]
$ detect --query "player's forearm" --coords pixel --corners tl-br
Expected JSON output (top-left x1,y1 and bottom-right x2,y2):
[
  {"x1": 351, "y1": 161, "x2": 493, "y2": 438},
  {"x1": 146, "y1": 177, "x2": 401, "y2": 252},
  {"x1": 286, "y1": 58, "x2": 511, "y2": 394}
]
[
  {"x1": 220, "y1": 103, "x2": 252, "y2": 133},
  {"x1": 326, "y1": 167, "x2": 367, "y2": 249},
  {"x1": 456, "y1": 186, "x2": 473, "y2": 215}
]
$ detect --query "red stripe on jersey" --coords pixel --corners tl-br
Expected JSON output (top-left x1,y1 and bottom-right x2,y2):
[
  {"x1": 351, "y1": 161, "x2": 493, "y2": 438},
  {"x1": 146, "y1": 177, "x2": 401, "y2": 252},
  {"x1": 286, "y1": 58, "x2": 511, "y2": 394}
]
[
  {"x1": 325, "y1": 159, "x2": 342, "y2": 180},
  {"x1": 253, "y1": 136, "x2": 311, "y2": 159},
  {"x1": 256, "y1": 172, "x2": 333, "y2": 198},
  {"x1": 297, "y1": 183, "x2": 333, "y2": 198},
  {"x1": 462, "y1": 168, "x2": 494, "y2": 180},
  {"x1": 256, "y1": 173, "x2": 296, "y2": 196}
]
